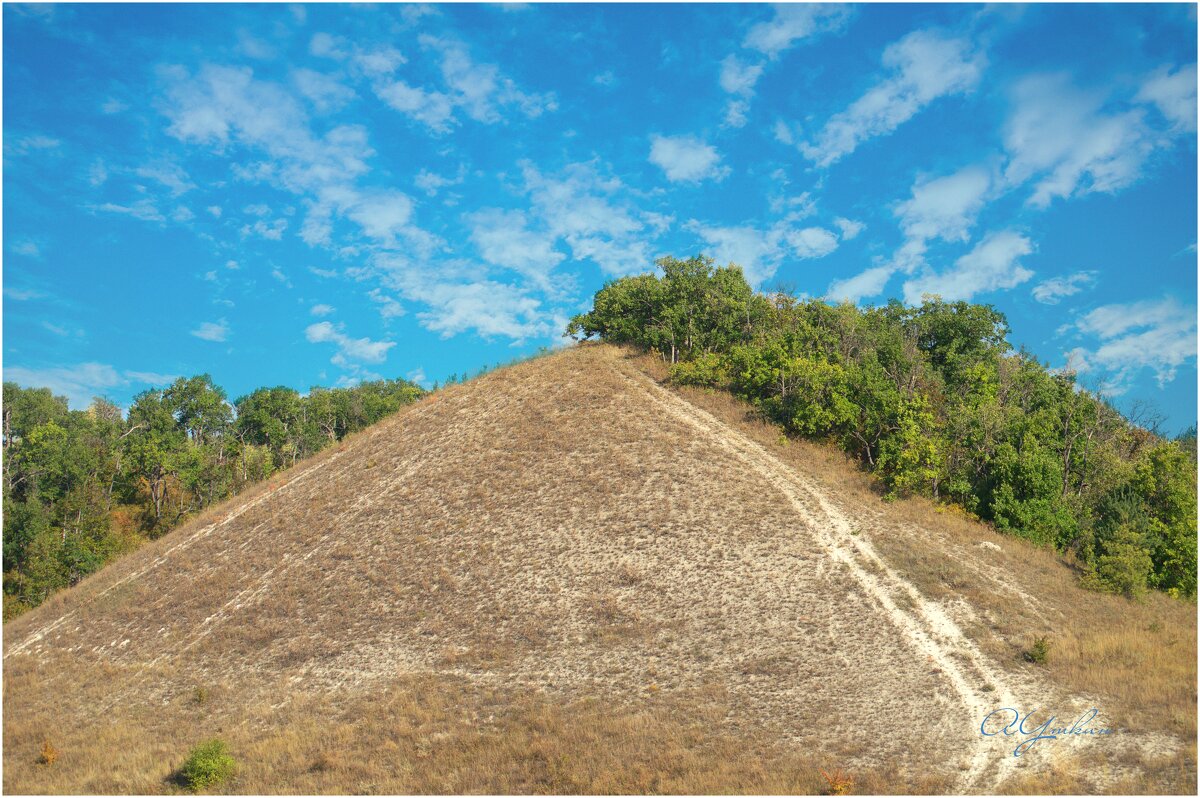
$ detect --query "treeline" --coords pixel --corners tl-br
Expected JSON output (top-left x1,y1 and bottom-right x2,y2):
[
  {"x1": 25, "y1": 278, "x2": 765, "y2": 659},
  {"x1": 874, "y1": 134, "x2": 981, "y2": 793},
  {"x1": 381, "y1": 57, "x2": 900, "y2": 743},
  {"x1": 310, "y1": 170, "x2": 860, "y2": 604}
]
[
  {"x1": 2, "y1": 375, "x2": 424, "y2": 617},
  {"x1": 568, "y1": 255, "x2": 1197, "y2": 599}
]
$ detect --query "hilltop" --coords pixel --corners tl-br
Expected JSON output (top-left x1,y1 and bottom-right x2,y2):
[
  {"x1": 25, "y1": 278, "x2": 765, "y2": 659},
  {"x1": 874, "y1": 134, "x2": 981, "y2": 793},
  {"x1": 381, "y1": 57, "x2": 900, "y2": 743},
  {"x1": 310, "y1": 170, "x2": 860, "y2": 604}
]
[{"x1": 3, "y1": 343, "x2": 1195, "y2": 794}]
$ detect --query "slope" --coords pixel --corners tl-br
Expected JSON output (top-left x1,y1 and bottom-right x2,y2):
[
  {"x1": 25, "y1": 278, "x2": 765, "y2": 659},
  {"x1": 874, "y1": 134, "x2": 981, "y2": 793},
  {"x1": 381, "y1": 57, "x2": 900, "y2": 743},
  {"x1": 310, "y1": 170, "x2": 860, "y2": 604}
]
[{"x1": 3, "y1": 343, "x2": 1194, "y2": 794}]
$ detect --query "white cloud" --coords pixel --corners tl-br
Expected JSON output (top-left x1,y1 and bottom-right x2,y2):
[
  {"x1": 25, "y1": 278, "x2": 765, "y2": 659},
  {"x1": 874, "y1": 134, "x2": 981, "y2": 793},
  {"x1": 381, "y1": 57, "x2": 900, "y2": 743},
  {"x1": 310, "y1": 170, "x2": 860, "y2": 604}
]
[
  {"x1": 124, "y1": 370, "x2": 179, "y2": 386},
  {"x1": 375, "y1": 34, "x2": 555, "y2": 132},
  {"x1": 10, "y1": 240, "x2": 41, "y2": 258},
  {"x1": 718, "y1": 55, "x2": 764, "y2": 128},
  {"x1": 368, "y1": 289, "x2": 405, "y2": 319},
  {"x1": 375, "y1": 80, "x2": 456, "y2": 132},
  {"x1": 1003, "y1": 73, "x2": 1157, "y2": 208},
  {"x1": 1136, "y1": 63, "x2": 1197, "y2": 132},
  {"x1": 101, "y1": 97, "x2": 128, "y2": 114},
  {"x1": 292, "y1": 68, "x2": 356, "y2": 113},
  {"x1": 902, "y1": 230, "x2": 1034, "y2": 304},
  {"x1": 787, "y1": 226, "x2": 839, "y2": 259},
  {"x1": 191, "y1": 320, "x2": 230, "y2": 342},
  {"x1": 593, "y1": 70, "x2": 616, "y2": 88},
  {"x1": 1031, "y1": 270, "x2": 1097, "y2": 305},
  {"x1": 241, "y1": 217, "x2": 288, "y2": 240},
  {"x1": 237, "y1": 29, "x2": 276, "y2": 60},
  {"x1": 309, "y1": 32, "x2": 347, "y2": 59},
  {"x1": 743, "y1": 3, "x2": 852, "y2": 58},
  {"x1": 10, "y1": 134, "x2": 60, "y2": 154},
  {"x1": 305, "y1": 321, "x2": 395, "y2": 363},
  {"x1": 207, "y1": 205, "x2": 223, "y2": 218},
  {"x1": 380, "y1": 264, "x2": 556, "y2": 342},
  {"x1": 648, "y1": 134, "x2": 729, "y2": 183},
  {"x1": 724, "y1": 99, "x2": 751, "y2": 128},
  {"x1": 406, "y1": 367, "x2": 430, "y2": 389},
  {"x1": 896, "y1": 165, "x2": 991, "y2": 244},
  {"x1": 1, "y1": 363, "x2": 129, "y2": 410},
  {"x1": 881, "y1": 164, "x2": 993, "y2": 281},
  {"x1": 162, "y1": 64, "x2": 374, "y2": 197},
  {"x1": 91, "y1": 199, "x2": 165, "y2": 222},
  {"x1": 689, "y1": 222, "x2": 784, "y2": 286},
  {"x1": 521, "y1": 160, "x2": 657, "y2": 276},
  {"x1": 773, "y1": 119, "x2": 795, "y2": 145},
  {"x1": 468, "y1": 208, "x2": 565, "y2": 288},
  {"x1": 720, "y1": 54, "x2": 763, "y2": 95},
  {"x1": 833, "y1": 217, "x2": 864, "y2": 240},
  {"x1": 1066, "y1": 297, "x2": 1197, "y2": 392},
  {"x1": 343, "y1": 190, "x2": 414, "y2": 244},
  {"x1": 414, "y1": 166, "x2": 464, "y2": 196},
  {"x1": 88, "y1": 159, "x2": 108, "y2": 186},
  {"x1": 5, "y1": 286, "x2": 46, "y2": 301},
  {"x1": 801, "y1": 29, "x2": 985, "y2": 167},
  {"x1": 354, "y1": 46, "x2": 406, "y2": 77},
  {"x1": 310, "y1": 303, "x2": 336, "y2": 316},
  {"x1": 827, "y1": 265, "x2": 897, "y2": 304}
]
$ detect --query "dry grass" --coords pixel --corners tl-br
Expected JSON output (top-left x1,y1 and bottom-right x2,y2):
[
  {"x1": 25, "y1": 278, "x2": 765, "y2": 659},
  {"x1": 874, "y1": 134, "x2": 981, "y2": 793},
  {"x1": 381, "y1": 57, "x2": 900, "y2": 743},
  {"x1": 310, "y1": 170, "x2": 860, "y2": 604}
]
[
  {"x1": 641, "y1": 348, "x2": 1196, "y2": 794},
  {"x1": 3, "y1": 342, "x2": 1194, "y2": 794}
]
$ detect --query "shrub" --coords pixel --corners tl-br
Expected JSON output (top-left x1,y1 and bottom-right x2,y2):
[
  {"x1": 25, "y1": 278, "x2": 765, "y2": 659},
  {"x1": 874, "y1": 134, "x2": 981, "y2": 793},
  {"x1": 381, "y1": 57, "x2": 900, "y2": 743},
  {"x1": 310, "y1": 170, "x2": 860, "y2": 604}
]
[
  {"x1": 820, "y1": 768, "x2": 855, "y2": 795},
  {"x1": 1023, "y1": 636, "x2": 1050, "y2": 665},
  {"x1": 670, "y1": 352, "x2": 727, "y2": 387},
  {"x1": 37, "y1": 739, "x2": 59, "y2": 766},
  {"x1": 177, "y1": 739, "x2": 236, "y2": 792},
  {"x1": 1088, "y1": 523, "x2": 1154, "y2": 599}
]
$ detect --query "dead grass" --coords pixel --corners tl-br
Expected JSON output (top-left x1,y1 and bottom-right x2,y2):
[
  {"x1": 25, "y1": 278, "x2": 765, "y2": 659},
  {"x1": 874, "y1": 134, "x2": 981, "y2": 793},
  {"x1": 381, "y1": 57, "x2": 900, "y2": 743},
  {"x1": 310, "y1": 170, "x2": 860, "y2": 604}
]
[{"x1": 633, "y1": 346, "x2": 1196, "y2": 794}]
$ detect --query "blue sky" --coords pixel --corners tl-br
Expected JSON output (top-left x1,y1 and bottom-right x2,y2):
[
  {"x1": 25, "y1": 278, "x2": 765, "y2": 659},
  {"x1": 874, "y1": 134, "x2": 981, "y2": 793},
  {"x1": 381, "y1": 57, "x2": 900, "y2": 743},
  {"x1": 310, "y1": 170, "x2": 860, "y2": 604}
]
[{"x1": 3, "y1": 2, "x2": 1197, "y2": 431}]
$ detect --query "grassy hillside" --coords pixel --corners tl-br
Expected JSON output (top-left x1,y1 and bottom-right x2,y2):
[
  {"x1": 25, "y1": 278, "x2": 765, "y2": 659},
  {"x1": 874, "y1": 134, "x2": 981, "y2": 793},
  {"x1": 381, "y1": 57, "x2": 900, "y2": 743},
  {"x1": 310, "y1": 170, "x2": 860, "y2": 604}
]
[
  {"x1": 3, "y1": 344, "x2": 1194, "y2": 794},
  {"x1": 568, "y1": 256, "x2": 1198, "y2": 601}
]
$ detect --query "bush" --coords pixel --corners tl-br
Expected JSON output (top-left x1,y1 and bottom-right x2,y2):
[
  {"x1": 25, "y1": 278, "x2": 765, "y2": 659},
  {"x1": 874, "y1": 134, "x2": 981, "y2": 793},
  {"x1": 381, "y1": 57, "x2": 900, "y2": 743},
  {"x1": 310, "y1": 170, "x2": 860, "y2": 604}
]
[
  {"x1": 1088, "y1": 523, "x2": 1154, "y2": 599},
  {"x1": 37, "y1": 739, "x2": 59, "y2": 766},
  {"x1": 670, "y1": 352, "x2": 728, "y2": 387},
  {"x1": 1023, "y1": 636, "x2": 1051, "y2": 664},
  {"x1": 176, "y1": 739, "x2": 236, "y2": 792}
]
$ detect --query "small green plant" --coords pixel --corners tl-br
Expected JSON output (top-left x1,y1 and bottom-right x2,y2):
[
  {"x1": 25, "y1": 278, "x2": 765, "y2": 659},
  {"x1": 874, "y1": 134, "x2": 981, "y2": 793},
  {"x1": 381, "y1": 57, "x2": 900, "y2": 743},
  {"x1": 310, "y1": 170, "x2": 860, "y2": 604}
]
[
  {"x1": 191, "y1": 687, "x2": 208, "y2": 705},
  {"x1": 176, "y1": 739, "x2": 236, "y2": 792},
  {"x1": 1023, "y1": 636, "x2": 1051, "y2": 665}
]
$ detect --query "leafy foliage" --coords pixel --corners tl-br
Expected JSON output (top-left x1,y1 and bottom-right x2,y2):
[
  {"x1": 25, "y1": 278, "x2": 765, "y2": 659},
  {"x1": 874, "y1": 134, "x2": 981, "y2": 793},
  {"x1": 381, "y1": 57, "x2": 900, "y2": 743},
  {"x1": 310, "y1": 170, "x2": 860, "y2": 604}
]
[
  {"x1": 176, "y1": 739, "x2": 236, "y2": 792},
  {"x1": 2, "y1": 375, "x2": 424, "y2": 616},
  {"x1": 568, "y1": 255, "x2": 1197, "y2": 598}
]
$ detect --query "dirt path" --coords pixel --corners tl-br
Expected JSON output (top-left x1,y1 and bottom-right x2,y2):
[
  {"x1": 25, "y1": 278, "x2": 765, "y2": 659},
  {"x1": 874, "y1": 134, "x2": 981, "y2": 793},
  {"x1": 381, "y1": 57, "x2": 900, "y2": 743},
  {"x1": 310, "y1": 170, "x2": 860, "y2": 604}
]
[{"x1": 611, "y1": 352, "x2": 1043, "y2": 792}]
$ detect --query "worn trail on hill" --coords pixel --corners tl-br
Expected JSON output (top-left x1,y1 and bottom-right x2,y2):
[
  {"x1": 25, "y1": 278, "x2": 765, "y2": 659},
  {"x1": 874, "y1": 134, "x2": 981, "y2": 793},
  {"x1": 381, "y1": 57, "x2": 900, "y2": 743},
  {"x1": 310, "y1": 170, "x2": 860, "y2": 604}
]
[{"x1": 608, "y1": 351, "x2": 1032, "y2": 792}]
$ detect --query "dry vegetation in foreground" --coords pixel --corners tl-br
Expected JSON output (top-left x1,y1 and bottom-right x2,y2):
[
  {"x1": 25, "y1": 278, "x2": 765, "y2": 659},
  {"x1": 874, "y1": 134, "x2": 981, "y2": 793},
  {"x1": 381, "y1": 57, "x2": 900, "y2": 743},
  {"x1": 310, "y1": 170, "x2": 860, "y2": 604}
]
[
  {"x1": 3, "y1": 343, "x2": 1195, "y2": 795},
  {"x1": 2, "y1": 670, "x2": 957, "y2": 794},
  {"x1": 637, "y1": 349, "x2": 1197, "y2": 794}
]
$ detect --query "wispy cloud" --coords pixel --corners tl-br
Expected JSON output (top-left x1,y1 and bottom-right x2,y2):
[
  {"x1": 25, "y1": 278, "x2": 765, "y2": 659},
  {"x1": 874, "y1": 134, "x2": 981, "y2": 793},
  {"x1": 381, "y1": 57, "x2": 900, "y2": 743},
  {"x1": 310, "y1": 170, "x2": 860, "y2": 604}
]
[
  {"x1": 800, "y1": 29, "x2": 985, "y2": 167},
  {"x1": 1065, "y1": 297, "x2": 1198, "y2": 393},
  {"x1": 1032, "y1": 270, "x2": 1097, "y2": 305},
  {"x1": 2, "y1": 363, "x2": 176, "y2": 409},
  {"x1": 1003, "y1": 73, "x2": 1160, "y2": 207},
  {"x1": 743, "y1": 4, "x2": 852, "y2": 58},
  {"x1": 191, "y1": 320, "x2": 230, "y2": 342},
  {"x1": 902, "y1": 230, "x2": 1034, "y2": 304},
  {"x1": 305, "y1": 320, "x2": 395, "y2": 363}
]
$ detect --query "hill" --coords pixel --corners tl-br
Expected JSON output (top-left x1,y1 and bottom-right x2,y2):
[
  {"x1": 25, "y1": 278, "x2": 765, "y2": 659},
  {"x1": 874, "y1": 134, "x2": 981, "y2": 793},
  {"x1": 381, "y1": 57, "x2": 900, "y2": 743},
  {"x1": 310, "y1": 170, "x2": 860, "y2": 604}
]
[{"x1": 3, "y1": 343, "x2": 1195, "y2": 794}]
